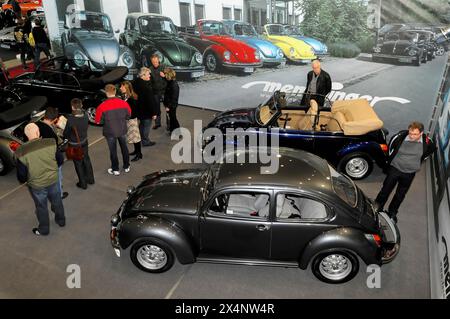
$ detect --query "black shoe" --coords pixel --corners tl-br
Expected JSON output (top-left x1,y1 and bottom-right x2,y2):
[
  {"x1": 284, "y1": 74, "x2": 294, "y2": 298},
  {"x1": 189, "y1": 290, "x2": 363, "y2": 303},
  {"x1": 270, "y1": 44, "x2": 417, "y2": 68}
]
[
  {"x1": 61, "y1": 192, "x2": 69, "y2": 199},
  {"x1": 76, "y1": 182, "x2": 87, "y2": 190},
  {"x1": 87, "y1": 181, "x2": 95, "y2": 185},
  {"x1": 142, "y1": 141, "x2": 156, "y2": 147},
  {"x1": 32, "y1": 228, "x2": 48, "y2": 236},
  {"x1": 56, "y1": 220, "x2": 66, "y2": 227},
  {"x1": 152, "y1": 124, "x2": 161, "y2": 129},
  {"x1": 131, "y1": 154, "x2": 143, "y2": 162}
]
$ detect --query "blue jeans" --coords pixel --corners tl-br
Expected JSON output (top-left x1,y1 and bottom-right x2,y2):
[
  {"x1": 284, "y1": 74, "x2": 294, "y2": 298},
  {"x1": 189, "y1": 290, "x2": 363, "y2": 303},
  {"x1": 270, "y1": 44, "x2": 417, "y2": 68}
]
[
  {"x1": 139, "y1": 119, "x2": 153, "y2": 145},
  {"x1": 28, "y1": 182, "x2": 65, "y2": 235},
  {"x1": 106, "y1": 135, "x2": 129, "y2": 171}
]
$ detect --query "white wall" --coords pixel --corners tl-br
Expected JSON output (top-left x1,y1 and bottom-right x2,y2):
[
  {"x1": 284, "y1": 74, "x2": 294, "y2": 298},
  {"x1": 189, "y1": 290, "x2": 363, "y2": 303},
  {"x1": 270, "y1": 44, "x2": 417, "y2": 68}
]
[{"x1": 100, "y1": 0, "x2": 128, "y2": 36}]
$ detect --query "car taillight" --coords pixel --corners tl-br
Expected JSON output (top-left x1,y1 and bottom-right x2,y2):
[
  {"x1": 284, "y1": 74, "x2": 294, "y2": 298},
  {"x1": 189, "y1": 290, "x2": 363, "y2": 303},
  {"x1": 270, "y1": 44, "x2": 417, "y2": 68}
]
[
  {"x1": 365, "y1": 234, "x2": 382, "y2": 247},
  {"x1": 9, "y1": 141, "x2": 20, "y2": 152},
  {"x1": 380, "y1": 144, "x2": 388, "y2": 153}
]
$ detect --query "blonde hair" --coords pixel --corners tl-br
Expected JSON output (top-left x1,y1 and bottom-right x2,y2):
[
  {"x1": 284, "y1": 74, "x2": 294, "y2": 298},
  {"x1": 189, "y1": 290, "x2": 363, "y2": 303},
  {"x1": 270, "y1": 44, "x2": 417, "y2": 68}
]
[
  {"x1": 120, "y1": 81, "x2": 138, "y2": 100},
  {"x1": 104, "y1": 84, "x2": 117, "y2": 96},
  {"x1": 139, "y1": 67, "x2": 150, "y2": 78},
  {"x1": 164, "y1": 67, "x2": 176, "y2": 81}
]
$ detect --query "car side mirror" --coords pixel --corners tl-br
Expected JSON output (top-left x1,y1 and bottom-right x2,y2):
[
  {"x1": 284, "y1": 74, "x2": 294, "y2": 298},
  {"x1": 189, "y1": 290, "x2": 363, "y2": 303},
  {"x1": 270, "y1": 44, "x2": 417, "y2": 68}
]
[{"x1": 115, "y1": 29, "x2": 120, "y2": 34}]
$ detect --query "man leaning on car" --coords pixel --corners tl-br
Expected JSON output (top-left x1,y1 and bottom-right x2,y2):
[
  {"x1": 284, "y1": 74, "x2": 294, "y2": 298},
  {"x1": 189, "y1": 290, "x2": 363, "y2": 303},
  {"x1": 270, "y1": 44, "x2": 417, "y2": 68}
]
[
  {"x1": 374, "y1": 121, "x2": 436, "y2": 223},
  {"x1": 302, "y1": 59, "x2": 332, "y2": 108}
]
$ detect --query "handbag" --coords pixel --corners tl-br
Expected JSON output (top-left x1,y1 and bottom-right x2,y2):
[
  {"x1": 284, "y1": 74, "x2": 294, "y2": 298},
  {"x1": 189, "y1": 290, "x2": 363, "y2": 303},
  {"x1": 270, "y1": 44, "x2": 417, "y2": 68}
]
[{"x1": 65, "y1": 126, "x2": 84, "y2": 161}]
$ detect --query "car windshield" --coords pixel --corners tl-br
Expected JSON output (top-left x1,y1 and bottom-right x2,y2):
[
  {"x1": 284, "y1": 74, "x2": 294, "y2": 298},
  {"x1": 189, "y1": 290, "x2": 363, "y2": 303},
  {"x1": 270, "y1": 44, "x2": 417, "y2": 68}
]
[
  {"x1": 386, "y1": 31, "x2": 418, "y2": 41},
  {"x1": 284, "y1": 25, "x2": 302, "y2": 36},
  {"x1": 234, "y1": 23, "x2": 258, "y2": 36},
  {"x1": 266, "y1": 25, "x2": 286, "y2": 35},
  {"x1": 329, "y1": 165, "x2": 357, "y2": 207},
  {"x1": 76, "y1": 13, "x2": 112, "y2": 33},
  {"x1": 139, "y1": 16, "x2": 177, "y2": 35},
  {"x1": 201, "y1": 21, "x2": 227, "y2": 35}
]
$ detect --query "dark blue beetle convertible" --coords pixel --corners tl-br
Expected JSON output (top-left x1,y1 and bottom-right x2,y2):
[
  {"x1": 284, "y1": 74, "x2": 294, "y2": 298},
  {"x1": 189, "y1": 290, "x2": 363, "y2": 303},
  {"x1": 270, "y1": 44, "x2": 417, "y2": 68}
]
[{"x1": 201, "y1": 92, "x2": 389, "y2": 179}]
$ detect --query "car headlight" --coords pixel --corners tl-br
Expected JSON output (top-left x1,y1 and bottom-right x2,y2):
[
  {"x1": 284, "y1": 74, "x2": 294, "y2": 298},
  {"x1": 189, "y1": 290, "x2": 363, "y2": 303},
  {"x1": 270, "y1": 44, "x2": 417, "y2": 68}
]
[
  {"x1": 373, "y1": 46, "x2": 381, "y2": 53},
  {"x1": 73, "y1": 50, "x2": 88, "y2": 67},
  {"x1": 223, "y1": 51, "x2": 231, "y2": 61},
  {"x1": 290, "y1": 47, "x2": 295, "y2": 56},
  {"x1": 408, "y1": 49, "x2": 418, "y2": 56},
  {"x1": 254, "y1": 50, "x2": 260, "y2": 60},
  {"x1": 277, "y1": 48, "x2": 283, "y2": 57},
  {"x1": 194, "y1": 52, "x2": 203, "y2": 64},
  {"x1": 119, "y1": 50, "x2": 134, "y2": 68}
]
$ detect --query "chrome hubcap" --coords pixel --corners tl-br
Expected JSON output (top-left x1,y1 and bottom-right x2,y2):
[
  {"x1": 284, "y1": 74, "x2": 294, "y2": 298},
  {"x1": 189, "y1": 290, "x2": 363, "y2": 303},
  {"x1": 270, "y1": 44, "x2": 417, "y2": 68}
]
[
  {"x1": 345, "y1": 157, "x2": 369, "y2": 178},
  {"x1": 319, "y1": 254, "x2": 352, "y2": 281},
  {"x1": 206, "y1": 54, "x2": 216, "y2": 71},
  {"x1": 437, "y1": 46, "x2": 445, "y2": 56},
  {"x1": 136, "y1": 245, "x2": 167, "y2": 270},
  {"x1": 86, "y1": 107, "x2": 96, "y2": 124}
]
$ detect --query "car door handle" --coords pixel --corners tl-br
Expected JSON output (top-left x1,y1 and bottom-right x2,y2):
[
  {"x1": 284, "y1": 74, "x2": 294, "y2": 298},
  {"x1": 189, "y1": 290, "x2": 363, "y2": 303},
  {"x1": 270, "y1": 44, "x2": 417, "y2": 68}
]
[{"x1": 256, "y1": 224, "x2": 270, "y2": 231}]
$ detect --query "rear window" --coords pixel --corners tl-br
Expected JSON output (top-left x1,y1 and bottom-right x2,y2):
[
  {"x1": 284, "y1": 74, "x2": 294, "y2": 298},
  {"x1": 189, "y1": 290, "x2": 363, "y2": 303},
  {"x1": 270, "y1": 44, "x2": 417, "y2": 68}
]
[{"x1": 329, "y1": 165, "x2": 357, "y2": 207}]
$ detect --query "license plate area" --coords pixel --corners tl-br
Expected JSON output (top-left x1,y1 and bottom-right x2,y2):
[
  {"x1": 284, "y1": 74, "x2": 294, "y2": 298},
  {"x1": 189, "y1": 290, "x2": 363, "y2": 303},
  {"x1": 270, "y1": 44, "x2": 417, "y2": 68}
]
[
  {"x1": 1, "y1": 44, "x2": 11, "y2": 49},
  {"x1": 191, "y1": 71, "x2": 204, "y2": 78},
  {"x1": 244, "y1": 67, "x2": 254, "y2": 73},
  {"x1": 398, "y1": 58, "x2": 412, "y2": 63}
]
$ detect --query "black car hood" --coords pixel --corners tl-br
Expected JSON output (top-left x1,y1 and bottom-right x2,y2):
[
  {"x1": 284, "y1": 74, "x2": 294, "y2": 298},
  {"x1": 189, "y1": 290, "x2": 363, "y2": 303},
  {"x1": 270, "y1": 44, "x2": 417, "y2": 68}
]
[
  {"x1": 207, "y1": 107, "x2": 256, "y2": 129},
  {"x1": 70, "y1": 30, "x2": 120, "y2": 66},
  {"x1": 149, "y1": 34, "x2": 195, "y2": 66},
  {"x1": 127, "y1": 169, "x2": 204, "y2": 215}
]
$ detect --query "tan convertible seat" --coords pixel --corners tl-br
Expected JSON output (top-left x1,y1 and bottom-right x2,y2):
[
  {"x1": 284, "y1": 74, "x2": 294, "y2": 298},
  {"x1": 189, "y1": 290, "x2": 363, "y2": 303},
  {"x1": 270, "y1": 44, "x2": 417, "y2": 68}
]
[
  {"x1": 297, "y1": 100, "x2": 318, "y2": 130},
  {"x1": 331, "y1": 99, "x2": 383, "y2": 135}
]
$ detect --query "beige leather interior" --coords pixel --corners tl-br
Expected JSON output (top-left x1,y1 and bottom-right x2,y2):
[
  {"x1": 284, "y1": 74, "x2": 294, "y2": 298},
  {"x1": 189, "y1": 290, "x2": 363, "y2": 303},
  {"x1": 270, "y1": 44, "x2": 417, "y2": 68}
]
[
  {"x1": 297, "y1": 100, "x2": 319, "y2": 130},
  {"x1": 259, "y1": 105, "x2": 273, "y2": 125},
  {"x1": 278, "y1": 110, "x2": 306, "y2": 129},
  {"x1": 330, "y1": 99, "x2": 383, "y2": 135}
]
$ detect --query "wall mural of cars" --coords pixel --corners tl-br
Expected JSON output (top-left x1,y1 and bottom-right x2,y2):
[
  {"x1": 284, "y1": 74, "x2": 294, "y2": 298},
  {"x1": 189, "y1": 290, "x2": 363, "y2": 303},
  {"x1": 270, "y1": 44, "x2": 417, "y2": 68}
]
[
  {"x1": 262, "y1": 24, "x2": 316, "y2": 63},
  {"x1": 282, "y1": 24, "x2": 329, "y2": 58},
  {"x1": 372, "y1": 30, "x2": 428, "y2": 66},
  {"x1": 61, "y1": 11, "x2": 135, "y2": 73},
  {"x1": 120, "y1": 13, "x2": 204, "y2": 80},
  {"x1": 222, "y1": 20, "x2": 286, "y2": 68},
  {"x1": 436, "y1": 27, "x2": 450, "y2": 56},
  {"x1": 179, "y1": 19, "x2": 262, "y2": 74},
  {"x1": 110, "y1": 147, "x2": 400, "y2": 284},
  {"x1": 10, "y1": 56, "x2": 128, "y2": 124}
]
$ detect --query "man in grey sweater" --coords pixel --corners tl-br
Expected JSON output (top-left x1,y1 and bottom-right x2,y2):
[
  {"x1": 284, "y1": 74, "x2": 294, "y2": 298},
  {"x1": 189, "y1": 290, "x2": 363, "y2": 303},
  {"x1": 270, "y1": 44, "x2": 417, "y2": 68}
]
[{"x1": 374, "y1": 121, "x2": 436, "y2": 223}]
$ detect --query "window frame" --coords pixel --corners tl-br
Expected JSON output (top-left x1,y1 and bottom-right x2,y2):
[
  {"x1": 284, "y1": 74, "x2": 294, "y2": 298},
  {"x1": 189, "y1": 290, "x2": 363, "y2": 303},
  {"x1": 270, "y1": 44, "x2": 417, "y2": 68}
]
[
  {"x1": 204, "y1": 188, "x2": 272, "y2": 222},
  {"x1": 222, "y1": 6, "x2": 232, "y2": 20},
  {"x1": 148, "y1": 0, "x2": 162, "y2": 14},
  {"x1": 274, "y1": 191, "x2": 332, "y2": 223},
  {"x1": 179, "y1": 1, "x2": 192, "y2": 27}
]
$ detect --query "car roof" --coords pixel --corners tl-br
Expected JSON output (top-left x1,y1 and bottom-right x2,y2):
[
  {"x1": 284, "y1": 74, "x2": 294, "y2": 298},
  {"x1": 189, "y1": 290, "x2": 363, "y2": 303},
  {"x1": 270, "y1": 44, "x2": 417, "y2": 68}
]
[
  {"x1": 215, "y1": 148, "x2": 333, "y2": 193},
  {"x1": 126, "y1": 12, "x2": 165, "y2": 19}
]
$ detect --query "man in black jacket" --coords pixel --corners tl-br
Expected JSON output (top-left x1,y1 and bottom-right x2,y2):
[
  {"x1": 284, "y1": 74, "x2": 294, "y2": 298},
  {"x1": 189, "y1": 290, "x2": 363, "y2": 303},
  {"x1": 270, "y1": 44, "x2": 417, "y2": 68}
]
[
  {"x1": 32, "y1": 18, "x2": 52, "y2": 67},
  {"x1": 163, "y1": 68, "x2": 180, "y2": 133},
  {"x1": 374, "y1": 121, "x2": 436, "y2": 223},
  {"x1": 134, "y1": 67, "x2": 158, "y2": 146},
  {"x1": 302, "y1": 59, "x2": 332, "y2": 108}
]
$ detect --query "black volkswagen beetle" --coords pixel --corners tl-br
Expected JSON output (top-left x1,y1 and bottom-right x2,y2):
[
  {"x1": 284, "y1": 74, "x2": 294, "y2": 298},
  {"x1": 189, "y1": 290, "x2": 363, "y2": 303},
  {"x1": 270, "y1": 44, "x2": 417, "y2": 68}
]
[
  {"x1": 201, "y1": 92, "x2": 389, "y2": 180},
  {"x1": 110, "y1": 148, "x2": 400, "y2": 284}
]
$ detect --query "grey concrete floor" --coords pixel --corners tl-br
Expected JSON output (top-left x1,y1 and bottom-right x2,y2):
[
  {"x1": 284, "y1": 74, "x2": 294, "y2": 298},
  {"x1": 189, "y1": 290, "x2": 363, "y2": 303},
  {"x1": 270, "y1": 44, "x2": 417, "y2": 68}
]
[{"x1": 0, "y1": 106, "x2": 430, "y2": 298}]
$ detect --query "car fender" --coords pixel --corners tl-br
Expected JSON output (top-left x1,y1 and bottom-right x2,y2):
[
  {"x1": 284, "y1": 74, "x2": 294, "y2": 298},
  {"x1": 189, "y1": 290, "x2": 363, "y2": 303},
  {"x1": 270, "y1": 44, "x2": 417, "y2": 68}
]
[
  {"x1": 118, "y1": 216, "x2": 196, "y2": 264},
  {"x1": 204, "y1": 44, "x2": 226, "y2": 63},
  {"x1": 298, "y1": 227, "x2": 380, "y2": 269},
  {"x1": 336, "y1": 141, "x2": 386, "y2": 166},
  {"x1": 0, "y1": 138, "x2": 16, "y2": 173}
]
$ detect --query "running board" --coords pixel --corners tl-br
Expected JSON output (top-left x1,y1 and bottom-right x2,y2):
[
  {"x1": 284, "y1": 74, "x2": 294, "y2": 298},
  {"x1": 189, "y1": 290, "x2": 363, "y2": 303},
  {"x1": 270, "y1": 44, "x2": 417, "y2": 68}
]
[{"x1": 196, "y1": 257, "x2": 298, "y2": 268}]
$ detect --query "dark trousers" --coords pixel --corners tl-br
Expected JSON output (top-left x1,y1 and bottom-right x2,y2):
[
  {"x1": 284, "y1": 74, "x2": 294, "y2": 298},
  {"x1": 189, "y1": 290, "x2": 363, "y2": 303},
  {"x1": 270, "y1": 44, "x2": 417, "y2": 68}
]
[
  {"x1": 132, "y1": 142, "x2": 142, "y2": 156},
  {"x1": 167, "y1": 107, "x2": 180, "y2": 133},
  {"x1": 73, "y1": 144, "x2": 95, "y2": 188},
  {"x1": 139, "y1": 118, "x2": 153, "y2": 145},
  {"x1": 17, "y1": 42, "x2": 27, "y2": 66},
  {"x1": 106, "y1": 135, "x2": 129, "y2": 171},
  {"x1": 375, "y1": 165, "x2": 416, "y2": 217},
  {"x1": 154, "y1": 95, "x2": 162, "y2": 126},
  {"x1": 28, "y1": 182, "x2": 65, "y2": 235},
  {"x1": 34, "y1": 43, "x2": 51, "y2": 67}
]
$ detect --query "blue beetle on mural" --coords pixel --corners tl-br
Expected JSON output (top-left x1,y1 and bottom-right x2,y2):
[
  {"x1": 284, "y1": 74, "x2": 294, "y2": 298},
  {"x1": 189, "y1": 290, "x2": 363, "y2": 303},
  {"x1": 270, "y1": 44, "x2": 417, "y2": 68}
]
[{"x1": 222, "y1": 20, "x2": 286, "y2": 67}]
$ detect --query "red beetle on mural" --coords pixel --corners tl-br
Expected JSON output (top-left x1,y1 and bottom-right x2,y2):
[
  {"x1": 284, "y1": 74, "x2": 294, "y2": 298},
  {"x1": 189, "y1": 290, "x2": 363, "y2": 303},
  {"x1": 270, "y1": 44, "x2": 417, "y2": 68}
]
[
  {"x1": 2, "y1": 0, "x2": 43, "y2": 17},
  {"x1": 180, "y1": 19, "x2": 262, "y2": 74}
]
